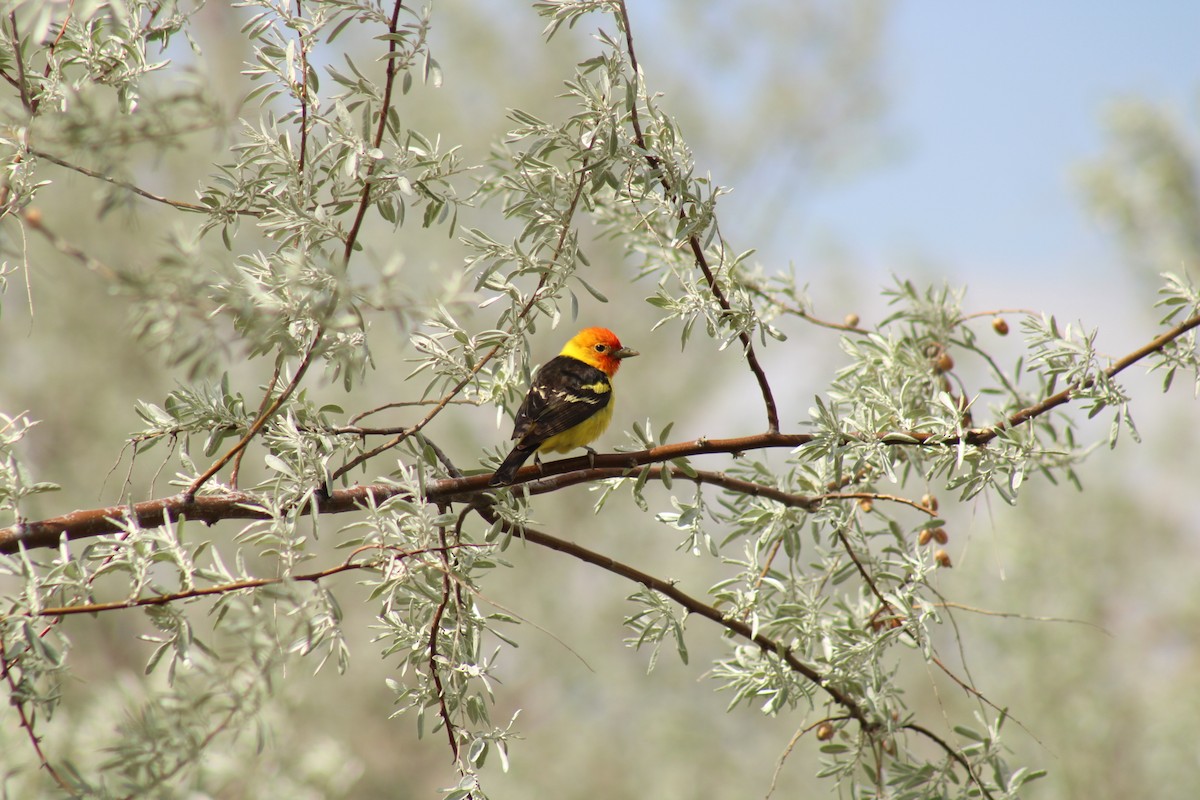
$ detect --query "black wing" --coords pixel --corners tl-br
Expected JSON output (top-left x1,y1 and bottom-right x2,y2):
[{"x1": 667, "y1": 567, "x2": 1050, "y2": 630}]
[{"x1": 510, "y1": 355, "x2": 612, "y2": 445}]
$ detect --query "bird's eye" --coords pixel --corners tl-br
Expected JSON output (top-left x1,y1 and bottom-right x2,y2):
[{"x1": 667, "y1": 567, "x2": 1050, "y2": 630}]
[{"x1": 594, "y1": 343, "x2": 607, "y2": 352}]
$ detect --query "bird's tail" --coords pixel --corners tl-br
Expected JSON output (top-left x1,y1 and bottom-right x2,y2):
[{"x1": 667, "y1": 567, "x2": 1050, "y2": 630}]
[{"x1": 490, "y1": 444, "x2": 536, "y2": 486}]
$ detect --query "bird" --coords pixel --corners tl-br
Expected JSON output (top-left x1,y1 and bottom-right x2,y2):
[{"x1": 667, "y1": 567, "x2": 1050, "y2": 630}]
[{"x1": 490, "y1": 327, "x2": 638, "y2": 486}]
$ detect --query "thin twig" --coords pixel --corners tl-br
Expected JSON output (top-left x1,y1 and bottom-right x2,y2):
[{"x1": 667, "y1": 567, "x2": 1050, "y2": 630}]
[
  {"x1": 475, "y1": 507, "x2": 869, "y2": 724},
  {"x1": 230, "y1": 362, "x2": 282, "y2": 489},
  {"x1": 615, "y1": 0, "x2": 780, "y2": 432},
  {"x1": 23, "y1": 210, "x2": 117, "y2": 279},
  {"x1": 26, "y1": 544, "x2": 476, "y2": 618},
  {"x1": 743, "y1": 283, "x2": 870, "y2": 335},
  {"x1": 765, "y1": 717, "x2": 850, "y2": 799},
  {"x1": 8, "y1": 12, "x2": 31, "y2": 112},
  {"x1": 30, "y1": 148, "x2": 223, "y2": 213},
  {"x1": 815, "y1": 491, "x2": 939, "y2": 517},
  {"x1": 347, "y1": 398, "x2": 481, "y2": 427},
  {"x1": 342, "y1": 0, "x2": 406, "y2": 267},
  {"x1": 186, "y1": 326, "x2": 325, "y2": 498},
  {"x1": 900, "y1": 721, "x2": 994, "y2": 799},
  {"x1": 0, "y1": 635, "x2": 73, "y2": 792},
  {"x1": 930, "y1": 600, "x2": 1109, "y2": 633},
  {"x1": 428, "y1": 507, "x2": 462, "y2": 763},
  {"x1": 294, "y1": 0, "x2": 310, "y2": 174}
]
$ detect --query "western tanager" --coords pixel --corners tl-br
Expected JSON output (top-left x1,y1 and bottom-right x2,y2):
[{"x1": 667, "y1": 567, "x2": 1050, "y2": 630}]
[{"x1": 490, "y1": 327, "x2": 638, "y2": 486}]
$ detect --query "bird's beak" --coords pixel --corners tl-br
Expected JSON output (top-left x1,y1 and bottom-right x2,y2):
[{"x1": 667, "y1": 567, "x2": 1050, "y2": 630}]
[{"x1": 612, "y1": 346, "x2": 639, "y2": 359}]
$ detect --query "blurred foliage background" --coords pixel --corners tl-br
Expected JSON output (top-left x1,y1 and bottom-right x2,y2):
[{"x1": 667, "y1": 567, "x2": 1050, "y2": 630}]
[{"x1": 2, "y1": 1, "x2": 1199, "y2": 797}]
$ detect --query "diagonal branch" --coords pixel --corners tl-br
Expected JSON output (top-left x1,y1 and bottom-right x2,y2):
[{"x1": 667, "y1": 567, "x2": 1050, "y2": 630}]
[
  {"x1": 341, "y1": 0, "x2": 407, "y2": 268},
  {"x1": 976, "y1": 311, "x2": 1200, "y2": 444},
  {"x1": 4, "y1": 310, "x2": 1198, "y2": 553},
  {"x1": 0, "y1": 635, "x2": 73, "y2": 793},
  {"x1": 615, "y1": 0, "x2": 780, "y2": 432},
  {"x1": 29, "y1": 148, "x2": 229, "y2": 214},
  {"x1": 7, "y1": 12, "x2": 31, "y2": 113},
  {"x1": 186, "y1": 327, "x2": 324, "y2": 498},
  {"x1": 473, "y1": 506, "x2": 870, "y2": 725},
  {"x1": 21, "y1": 543, "x2": 476, "y2": 618}
]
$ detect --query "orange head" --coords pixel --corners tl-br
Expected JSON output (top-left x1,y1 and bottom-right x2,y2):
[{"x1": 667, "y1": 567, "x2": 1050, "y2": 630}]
[{"x1": 560, "y1": 327, "x2": 639, "y2": 376}]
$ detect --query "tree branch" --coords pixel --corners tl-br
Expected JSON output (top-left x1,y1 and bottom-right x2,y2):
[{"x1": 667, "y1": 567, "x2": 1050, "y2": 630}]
[
  {"x1": 4, "y1": 309, "x2": 1197, "y2": 553},
  {"x1": 428, "y1": 506, "x2": 463, "y2": 765},
  {"x1": 0, "y1": 635, "x2": 73, "y2": 793},
  {"x1": 293, "y1": 0, "x2": 311, "y2": 175},
  {"x1": 901, "y1": 721, "x2": 993, "y2": 799},
  {"x1": 15, "y1": 544, "x2": 476, "y2": 618},
  {"x1": 185, "y1": 326, "x2": 324, "y2": 499},
  {"x1": 29, "y1": 148, "x2": 225, "y2": 214},
  {"x1": 615, "y1": 0, "x2": 780, "y2": 433},
  {"x1": 341, "y1": 0, "x2": 407, "y2": 267},
  {"x1": 473, "y1": 507, "x2": 871, "y2": 726},
  {"x1": 7, "y1": 12, "x2": 31, "y2": 113},
  {"x1": 976, "y1": 311, "x2": 1200, "y2": 444}
]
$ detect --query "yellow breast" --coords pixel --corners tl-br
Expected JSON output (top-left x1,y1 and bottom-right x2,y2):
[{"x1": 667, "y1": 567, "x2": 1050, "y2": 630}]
[{"x1": 537, "y1": 396, "x2": 616, "y2": 454}]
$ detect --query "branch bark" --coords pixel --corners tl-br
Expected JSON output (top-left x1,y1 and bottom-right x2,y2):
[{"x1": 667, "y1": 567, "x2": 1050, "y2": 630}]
[
  {"x1": 4, "y1": 313, "x2": 1197, "y2": 554},
  {"x1": 615, "y1": 0, "x2": 780, "y2": 432}
]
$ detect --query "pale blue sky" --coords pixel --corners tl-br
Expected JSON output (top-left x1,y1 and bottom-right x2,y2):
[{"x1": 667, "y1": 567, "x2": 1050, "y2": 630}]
[{"x1": 809, "y1": 3, "x2": 1200, "y2": 282}]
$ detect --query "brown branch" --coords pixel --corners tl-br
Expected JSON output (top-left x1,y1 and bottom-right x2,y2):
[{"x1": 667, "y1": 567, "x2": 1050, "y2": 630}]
[
  {"x1": 978, "y1": 311, "x2": 1200, "y2": 444},
  {"x1": 0, "y1": 454, "x2": 659, "y2": 553},
  {"x1": 186, "y1": 326, "x2": 324, "y2": 498},
  {"x1": 766, "y1": 716, "x2": 852, "y2": 799},
  {"x1": 901, "y1": 721, "x2": 994, "y2": 799},
  {"x1": 230, "y1": 362, "x2": 282, "y2": 489},
  {"x1": 518, "y1": 463, "x2": 820, "y2": 508},
  {"x1": 120, "y1": 693, "x2": 241, "y2": 800},
  {"x1": 20, "y1": 544, "x2": 473, "y2": 618},
  {"x1": 29, "y1": 148, "x2": 227, "y2": 214},
  {"x1": 929, "y1": 600, "x2": 1108, "y2": 632},
  {"x1": 43, "y1": 2, "x2": 73, "y2": 84},
  {"x1": 0, "y1": 65, "x2": 21, "y2": 94},
  {"x1": 294, "y1": 0, "x2": 310, "y2": 174},
  {"x1": 23, "y1": 210, "x2": 117, "y2": 279},
  {"x1": 0, "y1": 436, "x2": 800, "y2": 553},
  {"x1": 615, "y1": 0, "x2": 780, "y2": 433},
  {"x1": 347, "y1": 398, "x2": 482, "y2": 428},
  {"x1": 743, "y1": 283, "x2": 870, "y2": 335},
  {"x1": 833, "y1": 525, "x2": 892, "y2": 618},
  {"x1": 5, "y1": 307, "x2": 1198, "y2": 553},
  {"x1": 474, "y1": 507, "x2": 871, "y2": 726},
  {"x1": 0, "y1": 635, "x2": 73, "y2": 793},
  {"x1": 428, "y1": 508, "x2": 462, "y2": 764},
  {"x1": 37, "y1": 561, "x2": 361, "y2": 617},
  {"x1": 341, "y1": 0, "x2": 406, "y2": 267},
  {"x1": 816, "y1": 492, "x2": 938, "y2": 517},
  {"x1": 8, "y1": 12, "x2": 31, "y2": 113}
]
